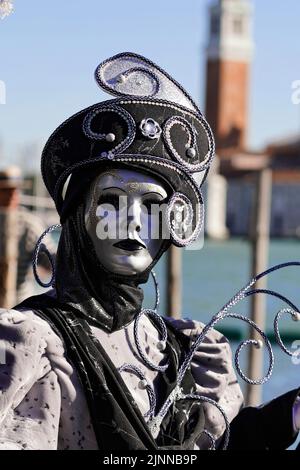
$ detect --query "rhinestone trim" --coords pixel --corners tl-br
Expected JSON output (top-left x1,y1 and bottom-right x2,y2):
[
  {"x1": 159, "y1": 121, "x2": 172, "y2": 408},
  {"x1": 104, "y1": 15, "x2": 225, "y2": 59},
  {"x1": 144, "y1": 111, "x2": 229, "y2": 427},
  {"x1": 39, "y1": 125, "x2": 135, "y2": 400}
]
[
  {"x1": 166, "y1": 192, "x2": 200, "y2": 247},
  {"x1": 82, "y1": 105, "x2": 136, "y2": 159},
  {"x1": 163, "y1": 116, "x2": 206, "y2": 172}
]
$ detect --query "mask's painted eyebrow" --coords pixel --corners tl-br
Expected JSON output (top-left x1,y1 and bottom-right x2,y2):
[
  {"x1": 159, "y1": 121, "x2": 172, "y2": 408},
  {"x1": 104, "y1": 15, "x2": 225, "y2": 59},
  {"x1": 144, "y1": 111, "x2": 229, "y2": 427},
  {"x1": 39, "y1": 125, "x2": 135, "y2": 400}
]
[
  {"x1": 100, "y1": 186, "x2": 127, "y2": 193},
  {"x1": 97, "y1": 171, "x2": 124, "y2": 183},
  {"x1": 142, "y1": 191, "x2": 168, "y2": 199},
  {"x1": 124, "y1": 182, "x2": 168, "y2": 196}
]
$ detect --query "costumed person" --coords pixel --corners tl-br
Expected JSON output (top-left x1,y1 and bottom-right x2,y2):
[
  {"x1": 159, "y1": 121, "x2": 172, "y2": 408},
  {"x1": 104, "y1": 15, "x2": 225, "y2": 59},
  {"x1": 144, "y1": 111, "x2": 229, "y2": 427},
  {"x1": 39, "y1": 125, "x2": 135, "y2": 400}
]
[
  {"x1": 0, "y1": 166, "x2": 57, "y2": 305},
  {"x1": 0, "y1": 52, "x2": 300, "y2": 451}
]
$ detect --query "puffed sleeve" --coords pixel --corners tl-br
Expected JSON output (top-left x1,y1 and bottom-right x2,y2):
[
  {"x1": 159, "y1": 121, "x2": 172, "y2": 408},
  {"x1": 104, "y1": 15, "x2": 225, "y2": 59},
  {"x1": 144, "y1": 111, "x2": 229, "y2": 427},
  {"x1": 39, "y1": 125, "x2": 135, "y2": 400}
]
[
  {"x1": 0, "y1": 308, "x2": 62, "y2": 450},
  {"x1": 166, "y1": 318, "x2": 244, "y2": 444}
]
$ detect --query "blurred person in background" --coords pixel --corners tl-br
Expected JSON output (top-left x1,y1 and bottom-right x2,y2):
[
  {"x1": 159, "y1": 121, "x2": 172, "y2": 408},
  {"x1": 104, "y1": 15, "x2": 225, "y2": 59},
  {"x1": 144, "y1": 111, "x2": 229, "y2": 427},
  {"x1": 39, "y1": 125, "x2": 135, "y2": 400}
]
[{"x1": 0, "y1": 165, "x2": 57, "y2": 304}]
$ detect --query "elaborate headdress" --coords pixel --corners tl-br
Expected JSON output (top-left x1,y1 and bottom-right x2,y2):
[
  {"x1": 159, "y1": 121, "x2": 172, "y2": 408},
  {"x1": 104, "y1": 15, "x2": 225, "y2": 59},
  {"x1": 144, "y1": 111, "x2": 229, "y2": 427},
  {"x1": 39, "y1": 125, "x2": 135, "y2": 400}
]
[{"x1": 41, "y1": 52, "x2": 215, "y2": 246}]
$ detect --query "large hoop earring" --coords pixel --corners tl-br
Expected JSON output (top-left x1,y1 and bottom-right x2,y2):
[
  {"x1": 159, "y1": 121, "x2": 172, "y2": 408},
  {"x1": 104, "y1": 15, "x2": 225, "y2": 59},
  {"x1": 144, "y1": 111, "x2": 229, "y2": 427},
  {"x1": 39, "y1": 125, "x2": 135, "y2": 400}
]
[
  {"x1": 150, "y1": 269, "x2": 160, "y2": 312},
  {"x1": 32, "y1": 224, "x2": 61, "y2": 288}
]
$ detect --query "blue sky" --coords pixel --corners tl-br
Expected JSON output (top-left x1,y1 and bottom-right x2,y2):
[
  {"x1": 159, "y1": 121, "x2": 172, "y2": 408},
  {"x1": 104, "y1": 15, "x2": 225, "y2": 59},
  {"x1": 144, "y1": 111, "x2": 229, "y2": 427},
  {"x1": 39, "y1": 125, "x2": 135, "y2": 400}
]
[{"x1": 0, "y1": 0, "x2": 300, "y2": 170}]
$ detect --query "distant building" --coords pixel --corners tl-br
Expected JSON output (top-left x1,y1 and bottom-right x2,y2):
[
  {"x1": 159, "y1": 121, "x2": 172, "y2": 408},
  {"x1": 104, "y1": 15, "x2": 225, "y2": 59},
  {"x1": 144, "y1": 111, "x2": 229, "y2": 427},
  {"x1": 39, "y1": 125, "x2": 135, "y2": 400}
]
[
  {"x1": 205, "y1": 0, "x2": 254, "y2": 151},
  {"x1": 204, "y1": 0, "x2": 300, "y2": 238},
  {"x1": 266, "y1": 136, "x2": 300, "y2": 237}
]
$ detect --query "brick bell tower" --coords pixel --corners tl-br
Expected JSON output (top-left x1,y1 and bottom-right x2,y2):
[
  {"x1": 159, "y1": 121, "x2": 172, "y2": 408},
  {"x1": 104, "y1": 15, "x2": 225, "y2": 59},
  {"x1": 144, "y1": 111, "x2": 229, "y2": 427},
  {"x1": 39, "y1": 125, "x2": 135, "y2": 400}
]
[{"x1": 205, "y1": 0, "x2": 254, "y2": 152}]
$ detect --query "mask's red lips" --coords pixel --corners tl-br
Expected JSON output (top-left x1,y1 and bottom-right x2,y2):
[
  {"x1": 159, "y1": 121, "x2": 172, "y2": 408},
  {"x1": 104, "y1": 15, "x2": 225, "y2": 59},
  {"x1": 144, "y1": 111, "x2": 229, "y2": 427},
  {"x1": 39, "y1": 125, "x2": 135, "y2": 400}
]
[{"x1": 113, "y1": 239, "x2": 146, "y2": 251}]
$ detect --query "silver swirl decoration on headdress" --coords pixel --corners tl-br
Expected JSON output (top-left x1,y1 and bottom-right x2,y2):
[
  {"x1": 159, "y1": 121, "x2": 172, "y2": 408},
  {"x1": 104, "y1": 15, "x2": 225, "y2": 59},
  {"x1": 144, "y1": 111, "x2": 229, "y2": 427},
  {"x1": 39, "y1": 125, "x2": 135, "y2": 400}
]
[
  {"x1": 82, "y1": 105, "x2": 136, "y2": 159},
  {"x1": 94, "y1": 52, "x2": 199, "y2": 112}
]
